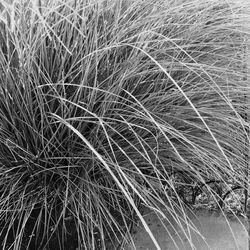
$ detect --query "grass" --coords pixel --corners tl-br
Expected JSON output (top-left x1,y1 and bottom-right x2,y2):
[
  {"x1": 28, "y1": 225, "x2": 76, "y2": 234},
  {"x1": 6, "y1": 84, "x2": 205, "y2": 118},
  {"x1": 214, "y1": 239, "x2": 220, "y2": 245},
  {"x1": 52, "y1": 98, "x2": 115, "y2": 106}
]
[{"x1": 0, "y1": 0, "x2": 249, "y2": 249}]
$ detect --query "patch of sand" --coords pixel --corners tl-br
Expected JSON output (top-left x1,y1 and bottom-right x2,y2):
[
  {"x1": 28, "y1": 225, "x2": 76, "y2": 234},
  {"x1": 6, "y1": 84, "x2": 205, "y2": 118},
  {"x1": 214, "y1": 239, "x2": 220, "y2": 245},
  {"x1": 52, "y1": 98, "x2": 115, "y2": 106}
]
[{"x1": 124, "y1": 206, "x2": 248, "y2": 250}]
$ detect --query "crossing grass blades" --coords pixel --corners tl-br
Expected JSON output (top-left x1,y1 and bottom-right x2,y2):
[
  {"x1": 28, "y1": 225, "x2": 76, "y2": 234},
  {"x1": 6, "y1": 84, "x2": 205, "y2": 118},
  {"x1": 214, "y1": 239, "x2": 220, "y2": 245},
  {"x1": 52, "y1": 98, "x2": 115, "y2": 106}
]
[{"x1": 0, "y1": 0, "x2": 249, "y2": 249}]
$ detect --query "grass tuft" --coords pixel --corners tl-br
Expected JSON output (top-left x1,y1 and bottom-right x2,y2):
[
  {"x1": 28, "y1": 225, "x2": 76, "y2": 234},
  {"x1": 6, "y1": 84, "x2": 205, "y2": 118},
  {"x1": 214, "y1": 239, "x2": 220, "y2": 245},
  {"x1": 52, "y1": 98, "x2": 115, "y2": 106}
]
[{"x1": 0, "y1": 0, "x2": 249, "y2": 249}]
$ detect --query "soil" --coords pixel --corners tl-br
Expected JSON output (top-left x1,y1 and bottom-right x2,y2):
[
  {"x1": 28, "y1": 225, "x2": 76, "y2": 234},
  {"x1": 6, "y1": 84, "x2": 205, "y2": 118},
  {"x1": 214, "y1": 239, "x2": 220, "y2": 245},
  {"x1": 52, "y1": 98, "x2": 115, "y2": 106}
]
[{"x1": 123, "y1": 205, "x2": 248, "y2": 250}]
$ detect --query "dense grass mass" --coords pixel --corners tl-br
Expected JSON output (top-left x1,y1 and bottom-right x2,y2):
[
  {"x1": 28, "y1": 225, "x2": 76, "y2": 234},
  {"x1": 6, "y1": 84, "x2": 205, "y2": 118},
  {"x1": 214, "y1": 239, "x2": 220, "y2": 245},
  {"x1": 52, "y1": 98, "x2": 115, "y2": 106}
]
[{"x1": 0, "y1": 0, "x2": 249, "y2": 249}]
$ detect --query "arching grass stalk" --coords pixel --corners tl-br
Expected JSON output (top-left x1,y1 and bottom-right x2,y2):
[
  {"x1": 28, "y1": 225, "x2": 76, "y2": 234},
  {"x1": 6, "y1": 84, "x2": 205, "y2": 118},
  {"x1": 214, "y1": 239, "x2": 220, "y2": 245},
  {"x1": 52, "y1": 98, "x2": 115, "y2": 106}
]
[{"x1": 0, "y1": 0, "x2": 249, "y2": 249}]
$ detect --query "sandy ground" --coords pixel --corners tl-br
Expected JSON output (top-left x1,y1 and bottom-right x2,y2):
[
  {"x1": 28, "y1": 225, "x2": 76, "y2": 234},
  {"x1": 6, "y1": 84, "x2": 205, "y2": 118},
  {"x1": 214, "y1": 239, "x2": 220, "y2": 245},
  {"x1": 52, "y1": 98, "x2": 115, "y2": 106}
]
[{"x1": 123, "y1": 206, "x2": 248, "y2": 250}]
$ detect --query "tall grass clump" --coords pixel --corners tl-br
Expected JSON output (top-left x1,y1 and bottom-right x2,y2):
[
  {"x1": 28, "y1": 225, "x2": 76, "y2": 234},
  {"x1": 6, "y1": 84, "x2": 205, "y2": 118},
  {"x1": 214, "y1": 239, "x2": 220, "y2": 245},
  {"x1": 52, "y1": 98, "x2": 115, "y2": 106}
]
[{"x1": 0, "y1": 0, "x2": 249, "y2": 249}]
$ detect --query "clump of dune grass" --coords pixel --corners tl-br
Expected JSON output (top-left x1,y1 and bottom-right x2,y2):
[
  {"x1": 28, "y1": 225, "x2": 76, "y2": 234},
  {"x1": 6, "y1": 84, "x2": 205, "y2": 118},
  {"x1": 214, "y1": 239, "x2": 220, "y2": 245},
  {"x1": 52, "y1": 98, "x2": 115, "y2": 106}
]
[{"x1": 0, "y1": 0, "x2": 249, "y2": 249}]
